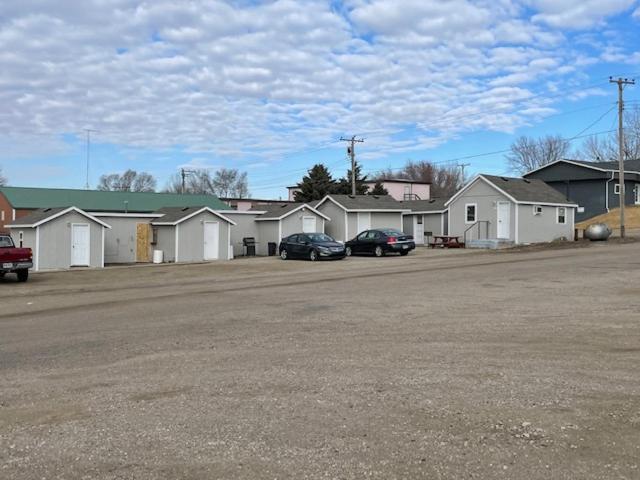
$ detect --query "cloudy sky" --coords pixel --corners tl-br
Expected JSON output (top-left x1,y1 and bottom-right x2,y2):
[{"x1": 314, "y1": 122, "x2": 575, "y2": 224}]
[{"x1": 1, "y1": 0, "x2": 639, "y2": 197}]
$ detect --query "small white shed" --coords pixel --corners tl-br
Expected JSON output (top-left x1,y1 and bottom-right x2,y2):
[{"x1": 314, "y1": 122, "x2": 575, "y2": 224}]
[{"x1": 7, "y1": 206, "x2": 111, "y2": 271}]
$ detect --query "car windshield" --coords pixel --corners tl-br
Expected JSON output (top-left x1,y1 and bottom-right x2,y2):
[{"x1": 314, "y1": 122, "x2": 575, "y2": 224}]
[
  {"x1": 381, "y1": 229, "x2": 403, "y2": 236},
  {"x1": 308, "y1": 233, "x2": 334, "y2": 242},
  {"x1": 0, "y1": 236, "x2": 15, "y2": 248}
]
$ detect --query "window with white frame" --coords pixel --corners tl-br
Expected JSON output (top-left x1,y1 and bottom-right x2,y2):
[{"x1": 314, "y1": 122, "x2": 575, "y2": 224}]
[
  {"x1": 465, "y1": 203, "x2": 477, "y2": 224},
  {"x1": 18, "y1": 231, "x2": 24, "y2": 247},
  {"x1": 533, "y1": 205, "x2": 543, "y2": 215},
  {"x1": 0, "y1": 210, "x2": 4, "y2": 221},
  {"x1": 614, "y1": 183, "x2": 621, "y2": 195},
  {"x1": 557, "y1": 207, "x2": 567, "y2": 224}
]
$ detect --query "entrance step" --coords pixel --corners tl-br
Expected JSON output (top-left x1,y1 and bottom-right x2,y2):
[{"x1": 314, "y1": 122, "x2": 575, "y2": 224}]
[{"x1": 466, "y1": 239, "x2": 514, "y2": 249}]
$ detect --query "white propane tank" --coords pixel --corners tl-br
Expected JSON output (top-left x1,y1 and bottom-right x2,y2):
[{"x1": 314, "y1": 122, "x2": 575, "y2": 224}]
[{"x1": 152, "y1": 250, "x2": 164, "y2": 264}]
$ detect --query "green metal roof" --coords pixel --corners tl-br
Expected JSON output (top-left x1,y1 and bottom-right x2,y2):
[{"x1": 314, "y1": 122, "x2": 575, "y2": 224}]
[{"x1": 0, "y1": 186, "x2": 231, "y2": 212}]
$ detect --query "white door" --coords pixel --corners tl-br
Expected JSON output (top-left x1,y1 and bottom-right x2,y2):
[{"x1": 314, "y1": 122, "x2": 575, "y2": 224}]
[
  {"x1": 414, "y1": 215, "x2": 425, "y2": 244},
  {"x1": 302, "y1": 216, "x2": 316, "y2": 233},
  {"x1": 203, "y1": 221, "x2": 219, "y2": 260},
  {"x1": 496, "y1": 202, "x2": 511, "y2": 239},
  {"x1": 71, "y1": 224, "x2": 90, "y2": 266},
  {"x1": 357, "y1": 212, "x2": 371, "y2": 234}
]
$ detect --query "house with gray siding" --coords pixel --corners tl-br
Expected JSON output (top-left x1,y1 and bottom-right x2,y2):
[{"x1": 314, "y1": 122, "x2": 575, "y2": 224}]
[
  {"x1": 315, "y1": 195, "x2": 410, "y2": 242},
  {"x1": 446, "y1": 175, "x2": 577, "y2": 245},
  {"x1": 401, "y1": 198, "x2": 448, "y2": 245},
  {"x1": 252, "y1": 203, "x2": 330, "y2": 256},
  {"x1": 151, "y1": 207, "x2": 236, "y2": 262},
  {"x1": 523, "y1": 158, "x2": 640, "y2": 222},
  {"x1": 7, "y1": 207, "x2": 111, "y2": 271}
]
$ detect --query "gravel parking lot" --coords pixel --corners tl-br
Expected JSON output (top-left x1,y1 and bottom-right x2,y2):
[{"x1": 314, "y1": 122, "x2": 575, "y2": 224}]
[{"x1": 1, "y1": 244, "x2": 639, "y2": 479}]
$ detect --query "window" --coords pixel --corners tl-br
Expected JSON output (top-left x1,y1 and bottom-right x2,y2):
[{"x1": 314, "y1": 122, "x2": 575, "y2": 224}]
[
  {"x1": 557, "y1": 207, "x2": 567, "y2": 224},
  {"x1": 465, "y1": 203, "x2": 477, "y2": 224},
  {"x1": 0, "y1": 235, "x2": 14, "y2": 248},
  {"x1": 533, "y1": 205, "x2": 543, "y2": 215},
  {"x1": 357, "y1": 231, "x2": 369, "y2": 241},
  {"x1": 614, "y1": 183, "x2": 621, "y2": 195},
  {"x1": 18, "y1": 231, "x2": 24, "y2": 247},
  {"x1": 151, "y1": 227, "x2": 158, "y2": 245},
  {"x1": 417, "y1": 215, "x2": 423, "y2": 225},
  {"x1": 0, "y1": 210, "x2": 4, "y2": 221}
]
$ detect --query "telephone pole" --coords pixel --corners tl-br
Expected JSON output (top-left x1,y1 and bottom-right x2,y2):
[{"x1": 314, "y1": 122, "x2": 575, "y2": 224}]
[
  {"x1": 457, "y1": 163, "x2": 470, "y2": 183},
  {"x1": 609, "y1": 77, "x2": 635, "y2": 238},
  {"x1": 84, "y1": 129, "x2": 97, "y2": 190},
  {"x1": 340, "y1": 136, "x2": 364, "y2": 195},
  {"x1": 180, "y1": 168, "x2": 197, "y2": 194}
]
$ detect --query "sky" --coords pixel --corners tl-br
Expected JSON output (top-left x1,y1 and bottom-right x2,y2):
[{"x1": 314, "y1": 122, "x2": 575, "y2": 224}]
[{"x1": 1, "y1": 0, "x2": 640, "y2": 199}]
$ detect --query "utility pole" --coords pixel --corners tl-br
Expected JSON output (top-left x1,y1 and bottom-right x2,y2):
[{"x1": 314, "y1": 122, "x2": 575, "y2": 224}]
[
  {"x1": 340, "y1": 136, "x2": 364, "y2": 195},
  {"x1": 180, "y1": 168, "x2": 197, "y2": 194},
  {"x1": 84, "y1": 129, "x2": 97, "y2": 189},
  {"x1": 457, "y1": 163, "x2": 470, "y2": 183},
  {"x1": 609, "y1": 77, "x2": 635, "y2": 238}
]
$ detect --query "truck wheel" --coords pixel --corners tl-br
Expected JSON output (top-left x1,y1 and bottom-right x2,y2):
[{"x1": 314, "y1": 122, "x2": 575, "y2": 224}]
[{"x1": 16, "y1": 269, "x2": 28, "y2": 282}]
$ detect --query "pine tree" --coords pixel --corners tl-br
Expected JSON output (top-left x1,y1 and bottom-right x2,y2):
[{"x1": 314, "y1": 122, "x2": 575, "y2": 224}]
[
  {"x1": 335, "y1": 161, "x2": 369, "y2": 195},
  {"x1": 369, "y1": 181, "x2": 388, "y2": 196},
  {"x1": 293, "y1": 164, "x2": 336, "y2": 202}
]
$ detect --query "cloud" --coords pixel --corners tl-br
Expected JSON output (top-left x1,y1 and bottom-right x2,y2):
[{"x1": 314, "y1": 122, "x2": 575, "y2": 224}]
[
  {"x1": 526, "y1": 0, "x2": 636, "y2": 29},
  {"x1": 0, "y1": 0, "x2": 636, "y2": 170}
]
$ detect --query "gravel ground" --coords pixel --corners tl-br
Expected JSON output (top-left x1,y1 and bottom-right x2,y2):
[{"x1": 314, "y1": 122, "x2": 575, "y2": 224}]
[{"x1": 1, "y1": 244, "x2": 639, "y2": 479}]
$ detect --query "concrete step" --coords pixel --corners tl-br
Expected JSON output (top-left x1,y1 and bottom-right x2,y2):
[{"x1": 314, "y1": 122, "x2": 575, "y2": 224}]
[{"x1": 466, "y1": 239, "x2": 514, "y2": 249}]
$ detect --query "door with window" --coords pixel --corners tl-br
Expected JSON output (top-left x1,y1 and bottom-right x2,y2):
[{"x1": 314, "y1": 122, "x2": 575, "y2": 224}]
[
  {"x1": 496, "y1": 202, "x2": 511, "y2": 239},
  {"x1": 203, "y1": 221, "x2": 220, "y2": 260},
  {"x1": 71, "y1": 224, "x2": 90, "y2": 266}
]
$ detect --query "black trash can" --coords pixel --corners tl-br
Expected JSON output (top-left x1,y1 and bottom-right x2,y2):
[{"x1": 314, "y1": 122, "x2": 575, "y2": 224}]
[
  {"x1": 268, "y1": 242, "x2": 277, "y2": 256},
  {"x1": 243, "y1": 237, "x2": 256, "y2": 256}
]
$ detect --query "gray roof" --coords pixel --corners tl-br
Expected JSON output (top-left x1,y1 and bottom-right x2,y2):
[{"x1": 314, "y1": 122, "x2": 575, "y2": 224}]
[
  {"x1": 323, "y1": 194, "x2": 408, "y2": 211},
  {"x1": 566, "y1": 158, "x2": 640, "y2": 172},
  {"x1": 399, "y1": 198, "x2": 449, "y2": 213},
  {"x1": 8, "y1": 206, "x2": 111, "y2": 228},
  {"x1": 152, "y1": 206, "x2": 234, "y2": 225},
  {"x1": 482, "y1": 175, "x2": 574, "y2": 204},
  {"x1": 252, "y1": 202, "x2": 327, "y2": 220}
]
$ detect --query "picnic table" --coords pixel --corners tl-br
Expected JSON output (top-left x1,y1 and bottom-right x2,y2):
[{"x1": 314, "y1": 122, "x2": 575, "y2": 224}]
[{"x1": 428, "y1": 235, "x2": 465, "y2": 249}]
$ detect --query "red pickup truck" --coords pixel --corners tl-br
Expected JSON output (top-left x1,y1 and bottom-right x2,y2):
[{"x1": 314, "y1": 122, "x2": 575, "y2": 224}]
[{"x1": 0, "y1": 234, "x2": 32, "y2": 282}]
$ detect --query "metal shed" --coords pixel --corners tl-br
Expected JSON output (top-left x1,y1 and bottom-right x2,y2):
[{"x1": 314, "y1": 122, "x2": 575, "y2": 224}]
[
  {"x1": 151, "y1": 206, "x2": 237, "y2": 262},
  {"x1": 7, "y1": 206, "x2": 111, "y2": 271}
]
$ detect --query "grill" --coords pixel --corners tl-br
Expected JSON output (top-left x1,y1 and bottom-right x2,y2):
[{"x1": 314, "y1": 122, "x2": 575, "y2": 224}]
[{"x1": 242, "y1": 237, "x2": 256, "y2": 256}]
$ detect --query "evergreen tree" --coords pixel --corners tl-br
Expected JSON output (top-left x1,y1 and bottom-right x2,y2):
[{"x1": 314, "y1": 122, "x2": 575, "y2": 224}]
[
  {"x1": 335, "y1": 161, "x2": 369, "y2": 195},
  {"x1": 369, "y1": 181, "x2": 388, "y2": 196},
  {"x1": 293, "y1": 164, "x2": 336, "y2": 202}
]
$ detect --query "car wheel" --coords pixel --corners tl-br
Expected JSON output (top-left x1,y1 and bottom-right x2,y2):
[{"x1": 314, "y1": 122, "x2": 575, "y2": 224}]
[
  {"x1": 374, "y1": 246, "x2": 384, "y2": 257},
  {"x1": 309, "y1": 249, "x2": 318, "y2": 261},
  {"x1": 400, "y1": 250, "x2": 409, "y2": 256},
  {"x1": 16, "y1": 269, "x2": 28, "y2": 282},
  {"x1": 345, "y1": 246, "x2": 352, "y2": 257},
  {"x1": 280, "y1": 249, "x2": 288, "y2": 260}
]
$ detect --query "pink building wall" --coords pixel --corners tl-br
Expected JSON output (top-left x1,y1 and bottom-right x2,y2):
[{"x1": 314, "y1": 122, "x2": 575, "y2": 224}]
[{"x1": 365, "y1": 181, "x2": 430, "y2": 201}]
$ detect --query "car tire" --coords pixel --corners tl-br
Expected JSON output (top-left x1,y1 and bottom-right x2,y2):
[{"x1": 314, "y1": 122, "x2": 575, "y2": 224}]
[
  {"x1": 345, "y1": 246, "x2": 352, "y2": 257},
  {"x1": 280, "y1": 249, "x2": 288, "y2": 260},
  {"x1": 16, "y1": 269, "x2": 28, "y2": 282},
  {"x1": 400, "y1": 250, "x2": 409, "y2": 256},
  {"x1": 309, "y1": 250, "x2": 318, "y2": 261},
  {"x1": 374, "y1": 246, "x2": 384, "y2": 257}
]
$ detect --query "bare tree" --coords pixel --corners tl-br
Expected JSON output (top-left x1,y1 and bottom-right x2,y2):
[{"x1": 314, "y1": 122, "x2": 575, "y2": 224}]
[
  {"x1": 164, "y1": 168, "x2": 249, "y2": 197},
  {"x1": 506, "y1": 135, "x2": 569, "y2": 174},
  {"x1": 0, "y1": 166, "x2": 7, "y2": 186},
  {"x1": 376, "y1": 160, "x2": 464, "y2": 198},
  {"x1": 97, "y1": 169, "x2": 157, "y2": 192},
  {"x1": 576, "y1": 106, "x2": 640, "y2": 161}
]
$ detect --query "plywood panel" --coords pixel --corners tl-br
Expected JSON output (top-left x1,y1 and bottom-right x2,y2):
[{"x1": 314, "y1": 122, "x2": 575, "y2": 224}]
[{"x1": 136, "y1": 223, "x2": 151, "y2": 262}]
